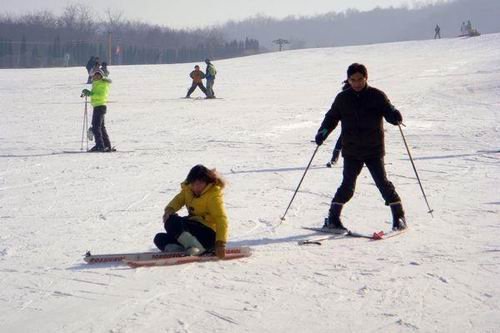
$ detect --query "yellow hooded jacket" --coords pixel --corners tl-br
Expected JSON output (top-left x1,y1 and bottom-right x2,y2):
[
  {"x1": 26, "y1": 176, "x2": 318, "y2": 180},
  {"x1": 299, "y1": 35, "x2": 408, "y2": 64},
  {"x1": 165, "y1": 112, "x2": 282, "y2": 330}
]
[{"x1": 165, "y1": 181, "x2": 228, "y2": 243}]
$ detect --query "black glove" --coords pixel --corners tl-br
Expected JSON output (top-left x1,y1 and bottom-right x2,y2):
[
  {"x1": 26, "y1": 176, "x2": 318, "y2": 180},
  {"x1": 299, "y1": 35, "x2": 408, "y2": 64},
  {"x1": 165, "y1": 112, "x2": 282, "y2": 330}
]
[
  {"x1": 315, "y1": 129, "x2": 329, "y2": 145},
  {"x1": 394, "y1": 110, "x2": 403, "y2": 124}
]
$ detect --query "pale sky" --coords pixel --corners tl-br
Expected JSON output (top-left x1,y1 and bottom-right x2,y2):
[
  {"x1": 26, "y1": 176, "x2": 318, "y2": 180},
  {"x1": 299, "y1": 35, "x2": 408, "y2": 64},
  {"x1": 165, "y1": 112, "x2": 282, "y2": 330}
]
[{"x1": 1, "y1": 0, "x2": 446, "y2": 29}]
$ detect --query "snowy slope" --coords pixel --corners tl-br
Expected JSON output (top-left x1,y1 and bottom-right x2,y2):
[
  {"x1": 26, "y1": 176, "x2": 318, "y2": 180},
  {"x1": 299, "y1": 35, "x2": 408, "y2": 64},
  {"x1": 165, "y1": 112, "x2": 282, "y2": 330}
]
[{"x1": 1, "y1": 34, "x2": 499, "y2": 333}]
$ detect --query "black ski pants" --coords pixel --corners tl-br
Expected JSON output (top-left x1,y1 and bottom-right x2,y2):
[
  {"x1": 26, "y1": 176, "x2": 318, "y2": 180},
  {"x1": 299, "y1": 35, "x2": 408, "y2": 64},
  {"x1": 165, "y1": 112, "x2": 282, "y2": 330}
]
[
  {"x1": 91, "y1": 105, "x2": 111, "y2": 149},
  {"x1": 153, "y1": 214, "x2": 216, "y2": 251},
  {"x1": 186, "y1": 82, "x2": 208, "y2": 97},
  {"x1": 332, "y1": 157, "x2": 401, "y2": 205},
  {"x1": 331, "y1": 134, "x2": 342, "y2": 161}
]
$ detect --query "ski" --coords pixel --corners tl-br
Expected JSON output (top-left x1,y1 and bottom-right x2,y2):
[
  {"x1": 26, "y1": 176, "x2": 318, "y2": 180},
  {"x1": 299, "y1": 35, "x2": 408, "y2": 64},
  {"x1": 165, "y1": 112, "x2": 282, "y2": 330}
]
[
  {"x1": 299, "y1": 226, "x2": 407, "y2": 245},
  {"x1": 84, "y1": 246, "x2": 251, "y2": 264},
  {"x1": 370, "y1": 228, "x2": 408, "y2": 240},
  {"x1": 125, "y1": 247, "x2": 252, "y2": 268},
  {"x1": 84, "y1": 250, "x2": 186, "y2": 264}
]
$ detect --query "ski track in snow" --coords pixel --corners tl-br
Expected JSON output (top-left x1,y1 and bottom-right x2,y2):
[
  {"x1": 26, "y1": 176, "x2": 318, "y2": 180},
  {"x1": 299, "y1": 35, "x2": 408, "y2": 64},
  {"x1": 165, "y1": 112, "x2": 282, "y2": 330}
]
[{"x1": 1, "y1": 34, "x2": 500, "y2": 332}]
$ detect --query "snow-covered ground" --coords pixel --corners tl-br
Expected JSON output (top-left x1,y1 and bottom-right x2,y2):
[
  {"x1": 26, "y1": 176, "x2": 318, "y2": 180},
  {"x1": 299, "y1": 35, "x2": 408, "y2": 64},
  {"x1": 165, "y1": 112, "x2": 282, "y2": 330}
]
[{"x1": 1, "y1": 33, "x2": 499, "y2": 333}]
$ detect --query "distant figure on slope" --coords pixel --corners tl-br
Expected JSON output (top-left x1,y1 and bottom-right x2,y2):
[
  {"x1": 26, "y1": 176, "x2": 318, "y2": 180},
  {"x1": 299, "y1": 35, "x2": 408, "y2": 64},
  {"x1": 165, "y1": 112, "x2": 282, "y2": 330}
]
[
  {"x1": 326, "y1": 80, "x2": 351, "y2": 168},
  {"x1": 466, "y1": 20, "x2": 472, "y2": 35},
  {"x1": 460, "y1": 22, "x2": 466, "y2": 35},
  {"x1": 85, "y1": 56, "x2": 96, "y2": 84},
  {"x1": 88, "y1": 57, "x2": 101, "y2": 83},
  {"x1": 154, "y1": 165, "x2": 228, "y2": 258},
  {"x1": 100, "y1": 62, "x2": 109, "y2": 77},
  {"x1": 81, "y1": 69, "x2": 114, "y2": 152},
  {"x1": 315, "y1": 63, "x2": 407, "y2": 232},
  {"x1": 204, "y1": 58, "x2": 217, "y2": 98},
  {"x1": 434, "y1": 24, "x2": 441, "y2": 39},
  {"x1": 185, "y1": 65, "x2": 208, "y2": 98}
]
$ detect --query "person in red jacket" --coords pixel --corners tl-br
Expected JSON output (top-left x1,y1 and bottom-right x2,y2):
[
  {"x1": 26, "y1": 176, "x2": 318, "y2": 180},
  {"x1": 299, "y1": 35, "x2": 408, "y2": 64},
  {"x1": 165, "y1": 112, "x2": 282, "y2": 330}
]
[{"x1": 185, "y1": 65, "x2": 208, "y2": 98}]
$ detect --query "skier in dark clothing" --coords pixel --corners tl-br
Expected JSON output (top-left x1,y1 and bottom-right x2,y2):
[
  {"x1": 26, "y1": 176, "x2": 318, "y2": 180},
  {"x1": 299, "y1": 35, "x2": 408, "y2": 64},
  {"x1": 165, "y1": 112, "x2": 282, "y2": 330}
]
[
  {"x1": 186, "y1": 65, "x2": 208, "y2": 98},
  {"x1": 315, "y1": 63, "x2": 407, "y2": 231},
  {"x1": 86, "y1": 56, "x2": 95, "y2": 73},
  {"x1": 327, "y1": 80, "x2": 351, "y2": 167},
  {"x1": 86, "y1": 57, "x2": 101, "y2": 84},
  {"x1": 101, "y1": 62, "x2": 109, "y2": 77},
  {"x1": 85, "y1": 56, "x2": 96, "y2": 84},
  {"x1": 434, "y1": 24, "x2": 441, "y2": 39}
]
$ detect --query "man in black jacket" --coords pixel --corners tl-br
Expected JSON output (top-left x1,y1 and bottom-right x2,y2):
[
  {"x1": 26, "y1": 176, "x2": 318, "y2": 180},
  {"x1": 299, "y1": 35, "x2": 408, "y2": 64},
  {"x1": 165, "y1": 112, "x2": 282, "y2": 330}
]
[{"x1": 315, "y1": 63, "x2": 407, "y2": 231}]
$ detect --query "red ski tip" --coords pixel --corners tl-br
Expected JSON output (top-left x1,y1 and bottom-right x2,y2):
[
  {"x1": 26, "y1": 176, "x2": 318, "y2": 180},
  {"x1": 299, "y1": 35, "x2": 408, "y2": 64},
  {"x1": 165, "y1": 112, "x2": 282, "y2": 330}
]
[{"x1": 372, "y1": 231, "x2": 385, "y2": 240}]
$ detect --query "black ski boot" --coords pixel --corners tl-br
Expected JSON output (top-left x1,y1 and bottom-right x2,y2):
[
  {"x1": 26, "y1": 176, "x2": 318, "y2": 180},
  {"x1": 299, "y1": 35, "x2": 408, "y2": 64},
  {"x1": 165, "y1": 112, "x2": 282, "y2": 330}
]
[
  {"x1": 390, "y1": 202, "x2": 407, "y2": 231},
  {"x1": 89, "y1": 145, "x2": 105, "y2": 152},
  {"x1": 331, "y1": 149, "x2": 341, "y2": 164},
  {"x1": 323, "y1": 203, "x2": 347, "y2": 232},
  {"x1": 326, "y1": 149, "x2": 341, "y2": 168}
]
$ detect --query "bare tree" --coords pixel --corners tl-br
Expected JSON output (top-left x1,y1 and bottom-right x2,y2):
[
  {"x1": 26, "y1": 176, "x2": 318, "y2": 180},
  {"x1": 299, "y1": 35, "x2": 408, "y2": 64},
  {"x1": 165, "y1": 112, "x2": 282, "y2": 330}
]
[{"x1": 272, "y1": 38, "x2": 289, "y2": 51}]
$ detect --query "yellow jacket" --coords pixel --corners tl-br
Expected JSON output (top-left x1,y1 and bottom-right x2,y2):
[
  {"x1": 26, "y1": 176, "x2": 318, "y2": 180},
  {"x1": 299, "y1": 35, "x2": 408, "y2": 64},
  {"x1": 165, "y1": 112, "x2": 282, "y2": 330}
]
[{"x1": 165, "y1": 181, "x2": 228, "y2": 243}]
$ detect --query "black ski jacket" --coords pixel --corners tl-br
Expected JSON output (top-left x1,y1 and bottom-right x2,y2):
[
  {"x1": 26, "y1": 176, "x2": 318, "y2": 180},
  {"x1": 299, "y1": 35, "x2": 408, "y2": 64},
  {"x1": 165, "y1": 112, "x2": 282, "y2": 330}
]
[{"x1": 318, "y1": 85, "x2": 402, "y2": 160}]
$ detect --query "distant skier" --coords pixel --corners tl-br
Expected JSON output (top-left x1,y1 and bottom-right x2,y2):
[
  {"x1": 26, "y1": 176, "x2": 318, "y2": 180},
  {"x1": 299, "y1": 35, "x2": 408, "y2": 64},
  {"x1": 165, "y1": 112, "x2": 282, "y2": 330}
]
[
  {"x1": 87, "y1": 57, "x2": 101, "y2": 83},
  {"x1": 81, "y1": 69, "x2": 114, "y2": 152},
  {"x1": 434, "y1": 24, "x2": 441, "y2": 39},
  {"x1": 466, "y1": 20, "x2": 472, "y2": 35},
  {"x1": 315, "y1": 63, "x2": 407, "y2": 231},
  {"x1": 185, "y1": 65, "x2": 208, "y2": 98},
  {"x1": 85, "y1": 56, "x2": 96, "y2": 84},
  {"x1": 326, "y1": 80, "x2": 351, "y2": 167},
  {"x1": 154, "y1": 165, "x2": 228, "y2": 258},
  {"x1": 460, "y1": 22, "x2": 466, "y2": 35},
  {"x1": 204, "y1": 58, "x2": 217, "y2": 98},
  {"x1": 100, "y1": 62, "x2": 109, "y2": 77}
]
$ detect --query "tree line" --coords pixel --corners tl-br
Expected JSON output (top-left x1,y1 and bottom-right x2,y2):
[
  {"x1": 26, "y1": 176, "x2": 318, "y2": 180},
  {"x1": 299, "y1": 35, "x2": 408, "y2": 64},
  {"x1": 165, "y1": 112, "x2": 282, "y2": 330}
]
[
  {"x1": 0, "y1": 4, "x2": 260, "y2": 68},
  {"x1": 220, "y1": 0, "x2": 500, "y2": 50}
]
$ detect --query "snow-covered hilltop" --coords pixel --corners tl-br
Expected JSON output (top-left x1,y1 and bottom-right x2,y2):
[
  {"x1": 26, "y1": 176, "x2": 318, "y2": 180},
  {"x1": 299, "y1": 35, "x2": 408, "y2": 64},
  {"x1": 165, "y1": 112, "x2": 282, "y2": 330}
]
[{"x1": 1, "y1": 34, "x2": 499, "y2": 332}]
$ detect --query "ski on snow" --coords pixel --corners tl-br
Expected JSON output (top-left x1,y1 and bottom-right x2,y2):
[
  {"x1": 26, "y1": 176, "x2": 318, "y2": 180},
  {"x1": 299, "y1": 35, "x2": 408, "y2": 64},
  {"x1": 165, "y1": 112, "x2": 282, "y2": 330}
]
[
  {"x1": 299, "y1": 227, "x2": 407, "y2": 245},
  {"x1": 125, "y1": 247, "x2": 251, "y2": 268},
  {"x1": 84, "y1": 246, "x2": 251, "y2": 265}
]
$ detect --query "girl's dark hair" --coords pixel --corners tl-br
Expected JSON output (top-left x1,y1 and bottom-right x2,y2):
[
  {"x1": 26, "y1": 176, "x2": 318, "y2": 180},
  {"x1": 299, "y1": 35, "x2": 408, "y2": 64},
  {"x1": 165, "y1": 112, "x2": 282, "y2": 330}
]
[
  {"x1": 186, "y1": 164, "x2": 226, "y2": 188},
  {"x1": 347, "y1": 63, "x2": 368, "y2": 78}
]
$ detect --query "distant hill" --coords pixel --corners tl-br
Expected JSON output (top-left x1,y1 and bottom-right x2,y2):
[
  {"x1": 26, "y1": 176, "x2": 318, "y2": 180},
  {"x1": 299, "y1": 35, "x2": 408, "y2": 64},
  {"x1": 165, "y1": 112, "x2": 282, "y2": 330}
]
[{"x1": 218, "y1": 0, "x2": 500, "y2": 50}]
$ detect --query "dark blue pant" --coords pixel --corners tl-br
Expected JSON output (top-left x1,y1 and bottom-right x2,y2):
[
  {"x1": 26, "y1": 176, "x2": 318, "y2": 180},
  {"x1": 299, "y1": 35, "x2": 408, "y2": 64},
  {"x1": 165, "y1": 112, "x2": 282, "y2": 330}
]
[
  {"x1": 206, "y1": 79, "x2": 215, "y2": 98},
  {"x1": 332, "y1": 157, "x2": 401, "y2": 205},
  {"x1": 187, "y1": 82, "x2": 207, "y2": 97},
  {"x1": 154, "y1": 214, "x2": 216, "y2": 251},
  {"x1": 91, "y1": 105, "x2": 111, "y2": 149}
]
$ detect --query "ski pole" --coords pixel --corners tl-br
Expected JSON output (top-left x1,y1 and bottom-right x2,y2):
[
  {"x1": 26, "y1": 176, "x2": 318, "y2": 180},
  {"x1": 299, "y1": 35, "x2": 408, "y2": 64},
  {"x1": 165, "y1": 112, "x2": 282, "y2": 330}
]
[
  {"x1": 80, "y1": 95, "x2": 88, "y2": 151},
  {"x1": 280, "y1": 145, "x2": 320, "y2": 222},
  {"x1": 398, "y1": 124, "x2": 434, "y2": 216}
]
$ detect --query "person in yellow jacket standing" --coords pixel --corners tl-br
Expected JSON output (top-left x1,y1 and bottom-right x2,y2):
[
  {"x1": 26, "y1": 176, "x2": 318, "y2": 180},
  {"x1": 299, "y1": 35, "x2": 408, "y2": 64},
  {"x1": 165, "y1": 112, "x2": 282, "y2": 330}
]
[
  {"x1": 154, "y1": 165, "x2": 228, "y2": 258},
  {"x1": 81, "y1": 69, "x2": 114, "y2": 152}
]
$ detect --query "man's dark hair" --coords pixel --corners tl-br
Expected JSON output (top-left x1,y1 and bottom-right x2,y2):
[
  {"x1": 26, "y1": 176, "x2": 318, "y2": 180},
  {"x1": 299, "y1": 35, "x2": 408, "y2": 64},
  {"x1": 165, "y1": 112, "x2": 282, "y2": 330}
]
[{"x1": 347, "y1": 63, "x2": 368, "y2": 78}]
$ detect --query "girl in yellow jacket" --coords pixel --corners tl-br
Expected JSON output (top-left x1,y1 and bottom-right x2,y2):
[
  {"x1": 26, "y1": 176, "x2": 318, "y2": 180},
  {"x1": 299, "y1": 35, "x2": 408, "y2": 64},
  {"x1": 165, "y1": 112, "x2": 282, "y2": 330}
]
[
  {"x1": 81, "y1": 69, "x2": 113, "y2": 152},
  {"x1": 154, "y1": 165, "x2": 229, "y2": 258}
]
